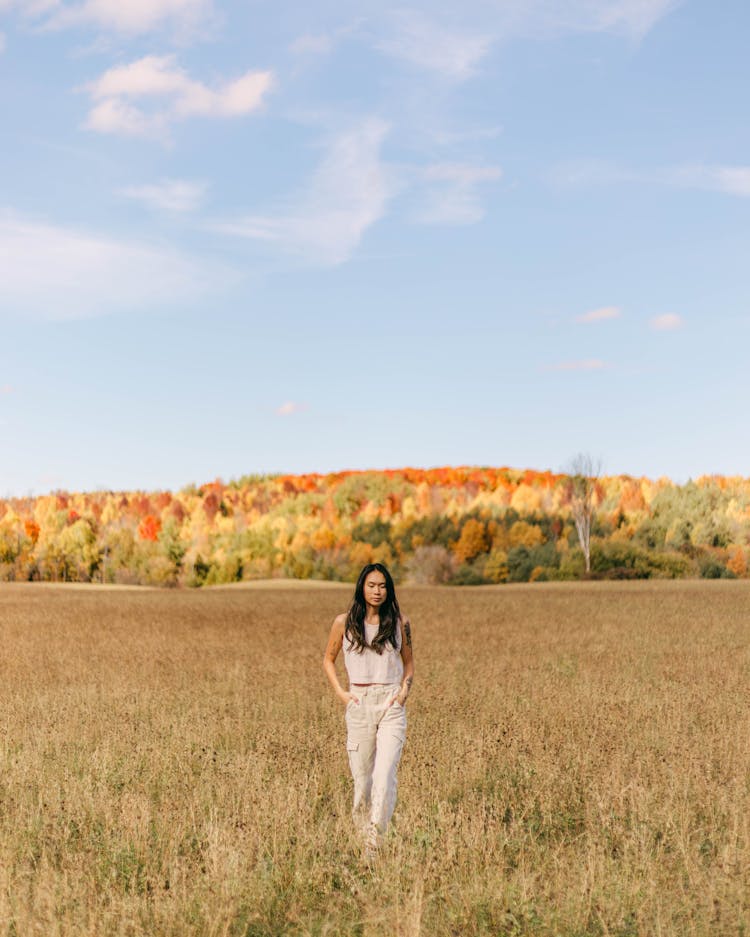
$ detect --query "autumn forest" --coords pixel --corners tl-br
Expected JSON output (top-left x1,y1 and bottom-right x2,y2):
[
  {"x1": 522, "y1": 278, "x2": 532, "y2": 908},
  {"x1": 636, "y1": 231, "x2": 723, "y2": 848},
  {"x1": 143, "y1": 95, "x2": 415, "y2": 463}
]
[{"x1": 0, "y1": 467, "x2": 747, "y2": 586}]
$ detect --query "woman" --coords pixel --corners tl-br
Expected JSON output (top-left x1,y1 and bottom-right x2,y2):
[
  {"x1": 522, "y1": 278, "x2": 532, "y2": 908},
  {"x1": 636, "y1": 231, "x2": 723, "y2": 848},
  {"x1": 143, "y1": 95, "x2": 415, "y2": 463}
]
[{"x1": 323, "y1": 563, "x2": 414, "y2": 856}]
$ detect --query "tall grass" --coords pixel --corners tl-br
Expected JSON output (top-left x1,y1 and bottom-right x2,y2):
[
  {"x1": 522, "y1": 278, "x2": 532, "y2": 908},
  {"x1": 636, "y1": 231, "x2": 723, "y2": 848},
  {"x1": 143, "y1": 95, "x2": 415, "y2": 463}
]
[{"x1": 0, "y1": 580, "x2": 748, "y2": 935}]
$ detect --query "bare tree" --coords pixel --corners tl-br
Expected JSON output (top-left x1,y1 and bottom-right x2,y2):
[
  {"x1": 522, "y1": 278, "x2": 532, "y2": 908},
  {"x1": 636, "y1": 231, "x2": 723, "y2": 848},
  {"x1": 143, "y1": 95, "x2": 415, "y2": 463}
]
[{"x1": 568, "y1": 453, "x2": 601, "y2": 575}]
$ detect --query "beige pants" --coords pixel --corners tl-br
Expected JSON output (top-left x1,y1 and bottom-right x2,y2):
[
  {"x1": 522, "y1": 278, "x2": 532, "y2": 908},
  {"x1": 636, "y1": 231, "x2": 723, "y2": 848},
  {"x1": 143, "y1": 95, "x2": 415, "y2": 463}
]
[{"x1": 345, "y1": 682, "x2": 407, "y2": 836}]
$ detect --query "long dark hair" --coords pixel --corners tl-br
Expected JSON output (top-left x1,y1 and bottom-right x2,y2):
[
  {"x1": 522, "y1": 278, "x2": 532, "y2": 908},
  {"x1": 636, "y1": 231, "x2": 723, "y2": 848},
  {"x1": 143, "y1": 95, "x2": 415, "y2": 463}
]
[{"x1": 345, "y1": 563, "x2": 401, "y2": 654}]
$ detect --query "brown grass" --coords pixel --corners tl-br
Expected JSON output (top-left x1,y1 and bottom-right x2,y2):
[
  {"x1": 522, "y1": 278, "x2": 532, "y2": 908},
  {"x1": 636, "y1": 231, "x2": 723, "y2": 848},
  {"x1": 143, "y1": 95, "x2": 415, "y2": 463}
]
[{"x1": 0, "y1": 580, "x2": 748, "y2": 936}]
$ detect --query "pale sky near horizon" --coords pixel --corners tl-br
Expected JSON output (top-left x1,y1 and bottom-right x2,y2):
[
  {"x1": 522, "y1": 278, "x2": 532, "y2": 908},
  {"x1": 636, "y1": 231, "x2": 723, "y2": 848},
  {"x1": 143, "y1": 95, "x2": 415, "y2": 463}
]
[{"x1": 1, "y1": 0, "x2": 749, "y2": 497}]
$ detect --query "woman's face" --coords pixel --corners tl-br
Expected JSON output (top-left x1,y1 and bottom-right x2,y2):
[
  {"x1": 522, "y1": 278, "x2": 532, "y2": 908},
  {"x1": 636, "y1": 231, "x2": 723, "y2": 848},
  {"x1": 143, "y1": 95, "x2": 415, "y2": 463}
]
[{"x1": 363, "y1": 570, "x2": 387, "y2": 607}]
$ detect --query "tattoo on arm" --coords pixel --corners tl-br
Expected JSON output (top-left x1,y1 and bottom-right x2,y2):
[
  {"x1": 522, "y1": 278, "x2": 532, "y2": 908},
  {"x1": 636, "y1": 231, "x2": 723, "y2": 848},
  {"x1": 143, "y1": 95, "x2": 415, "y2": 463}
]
[
  {"x1": 404, "y1": 620, "x2": 412, "y2": 647},
  {"x1": 399, "y1": 676, "x2": 413, "y2": 703}
]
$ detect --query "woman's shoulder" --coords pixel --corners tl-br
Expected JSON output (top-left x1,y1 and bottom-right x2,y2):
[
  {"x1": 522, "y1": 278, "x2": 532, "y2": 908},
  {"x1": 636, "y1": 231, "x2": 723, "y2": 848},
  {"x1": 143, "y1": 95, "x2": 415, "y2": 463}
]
[{"x1": 332, "y1": 612, "x2": 348, "y2": 630}]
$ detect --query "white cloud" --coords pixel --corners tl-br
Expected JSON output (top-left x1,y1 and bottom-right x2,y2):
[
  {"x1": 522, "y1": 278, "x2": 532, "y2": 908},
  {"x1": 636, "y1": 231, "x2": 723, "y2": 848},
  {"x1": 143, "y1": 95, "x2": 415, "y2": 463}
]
[
  {"x1": 650, "y1": 313, "x2": 683, "y2": 331},
  {"x1": 711, "y1": 167, "x2": 750, "y2": 197},
  {"x1": 120, "y1": 178, "x2": 208, "y2": 213},
  {"x1": 212, "y1": 119, "x2": 395, "y2": 266},
  {"x1": 376, "y1": 10, "x2": 492, "y2": 80},
  {"x1": 665, "y1": 165, "x2": 750, "y2": 197},
  {"x1": 87, "y1": 56, "x2": 188, "y2": 99},
  {"x1": 414, "y1": 163, "x2": 502, "y2": 225},
  {"x1": 276, "y1": 401, "x2": 308, "y2": 416},
  {"x1": 575, "y1": 305, "x2": 621, "y2": 323},
  {"x1": 42, "y1": 0, "x2": 213, "y2": 37},
  {"x1": 86, "y1": 97, "x2": 164, "y2": 138},
  {"x1": 180, "y1": 71, "x2": 272, "y2": 118},
  {"x1": 0, "y1": 210, "x2": 236, "y2": 319},
  {"x1": 549, "y1": 359, "x2": 607, "y2": 371},
  {"x1": 82, "y1": 55, "x2": 273, "y2": 138}
]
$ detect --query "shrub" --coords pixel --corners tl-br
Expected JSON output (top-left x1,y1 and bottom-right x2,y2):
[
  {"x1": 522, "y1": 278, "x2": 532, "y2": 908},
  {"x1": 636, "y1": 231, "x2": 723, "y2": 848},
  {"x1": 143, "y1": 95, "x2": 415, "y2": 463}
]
[
  {"x1": 588, "y1": 541, "x2": 692, "y2": 580},
  {"x1": 726, "y1": 546, "x2": 748, "y2": 578},
  {"x1": 187, "y1": 554, "x2": 211, "y2": 587},
  {"x1": 449, "y1": 563, "x2": 489, "y2": 586},
  {"x1": 507, "y1": 546, "x2": 535, "y2": 583},
  {"x1": 558, "y1": 550, "x2": 585, "y2": 579},
  {"x1": 351, "y1": 518, "x2": 392, "y2": 548},
  {"x1": 700, "y1": 558, "x2": 734, "y2": 579},
  {"x1": 143, "y1": 555, "x2": 182, "y2": 586},
  {"x1": 484, "y1": 550, "x2": 509, "y2": 584},
  {"x1": 406, "y1": 545, "x2": 455, "y2": 585},
  {"x1": 528, "y1": 541, "x2": 559, "y2": 570},
  {"x1": 204, "y1": 555, "x2": 244, "y2": 585},
  {"x1": 399, "y1": 517, "x2": 459, "y2": 552},
  {"x1": 283, "y1": 547, "x2": 315, "y2": 580}
]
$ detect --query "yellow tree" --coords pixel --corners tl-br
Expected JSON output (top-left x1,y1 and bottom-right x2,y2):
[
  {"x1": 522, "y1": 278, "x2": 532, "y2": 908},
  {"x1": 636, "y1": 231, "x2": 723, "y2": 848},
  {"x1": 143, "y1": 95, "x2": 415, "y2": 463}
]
[
  {"x1": 727, "y1": 546, "x2": 747, "y2": 578},
  {"x1": 453, "y1": 519, "x2": 488, "y2": 564}
]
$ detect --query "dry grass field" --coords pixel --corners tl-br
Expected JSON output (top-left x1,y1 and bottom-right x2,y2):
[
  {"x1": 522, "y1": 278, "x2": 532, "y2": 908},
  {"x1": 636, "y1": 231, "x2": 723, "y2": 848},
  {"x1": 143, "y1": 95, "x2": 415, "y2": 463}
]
[{"x1": 0, "y1": 580, "x2": 749, "y2": 936}]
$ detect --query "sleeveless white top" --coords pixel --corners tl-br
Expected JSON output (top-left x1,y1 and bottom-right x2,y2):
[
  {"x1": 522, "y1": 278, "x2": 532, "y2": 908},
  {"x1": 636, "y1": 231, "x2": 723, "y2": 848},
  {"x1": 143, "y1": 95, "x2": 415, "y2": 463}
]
[{"x1": 343, "y1": 619, "x2": 403, "y2": 685}]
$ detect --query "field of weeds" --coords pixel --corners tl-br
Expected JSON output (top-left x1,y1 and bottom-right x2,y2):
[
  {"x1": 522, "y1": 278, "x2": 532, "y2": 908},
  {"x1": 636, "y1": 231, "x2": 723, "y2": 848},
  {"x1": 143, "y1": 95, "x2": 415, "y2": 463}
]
[{"x1": 0, "y1": 580, "x2": 748, "y2": 936}]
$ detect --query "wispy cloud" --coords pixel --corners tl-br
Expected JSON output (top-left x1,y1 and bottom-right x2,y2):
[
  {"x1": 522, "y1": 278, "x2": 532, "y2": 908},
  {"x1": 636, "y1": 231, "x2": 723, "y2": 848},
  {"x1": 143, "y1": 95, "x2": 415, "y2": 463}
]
[
  {"x1": 0, "y1": 1, "x2": 60, "y2": 16},
  {"x1": 549, "y1": 359, "x2": 607, "y2": 371},
  {"x1": 0, "y1": 209, "x2": 237, "y2": 319},
  {"x1": 26, "y1": 0, "x2": 215, "y2": 38},
  {"x1": 276, "y1": 401, "x2": 308, "y2": 416},
  {"x1": 527, "y1": 0, "x2": 682, "y2": 40},
  {"x1": 289, "y1": 33, "x2": 334, "y2": 57},
  {"x1": 548, "y1": 158, "x2": 637, "y2": 188},
  {"x1": 550, "y1": 159, "x2": 750, "y2": 198},
  {"x1": 414, "y1": 163, "x2": 502, "y2": 225},
  {"x1": 288, "y1": 21, "x2": 362, "y2": 62},
  {"x1": 82, "y1": 55, "x2": 273, "y2": 139},
  {"x1": 119, "y1": 178, "x2": 208, "y2": 213},
  {"x1": 666, "y1": 165, "x2": 750, "y2": 197},
  {"x1": 428, "y1": 124, "x2": 503, "y2": 147},
  {"x1": 376, "y1": 10, "x2": 492, "y2": 80},
  {"x1": 650, "y1": 313, "x2": 683, "y2": 331},
  {"x1": 369, "y1": 0, "x2": 679, "y2": 72},
  {"x1": 212, "y1": 118, "x2": 395, "y2": 266},
  {"x1": 595, "y1": 0, "x2": 682, "y2": 38},
  {"x1": 1, "y1": 0, "x2": 683, "y2": 46},
  {"x1": 0, "y1": 384, "x2": 13, "y2": 394},
  {"x1": 575, "y1": 305, "x2": 621, "y2": 324}
]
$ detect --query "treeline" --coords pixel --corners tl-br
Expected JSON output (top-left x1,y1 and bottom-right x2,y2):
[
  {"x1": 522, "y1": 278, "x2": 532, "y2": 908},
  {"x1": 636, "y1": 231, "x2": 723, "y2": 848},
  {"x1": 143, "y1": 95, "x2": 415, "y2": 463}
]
[{"x1": 0, "y1": 466, "x2": 748, "y2": 586}]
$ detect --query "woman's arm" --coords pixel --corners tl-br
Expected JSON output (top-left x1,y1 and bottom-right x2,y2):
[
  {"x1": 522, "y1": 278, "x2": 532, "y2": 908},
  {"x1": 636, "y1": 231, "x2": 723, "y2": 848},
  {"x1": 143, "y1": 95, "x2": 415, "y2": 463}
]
[
  {"x1": 395, "y1": 616, "x2": 414, "y2": 706},
  {"x1": 323, "y1": 614, "x2": 359, "y2": 705}
]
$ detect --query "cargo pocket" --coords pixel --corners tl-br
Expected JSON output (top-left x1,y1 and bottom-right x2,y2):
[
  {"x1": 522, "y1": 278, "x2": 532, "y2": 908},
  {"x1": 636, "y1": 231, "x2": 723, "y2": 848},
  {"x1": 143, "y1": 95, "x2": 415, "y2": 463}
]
[{"x1": 346, "y1": 740, "x2": 359, "y2": 752}]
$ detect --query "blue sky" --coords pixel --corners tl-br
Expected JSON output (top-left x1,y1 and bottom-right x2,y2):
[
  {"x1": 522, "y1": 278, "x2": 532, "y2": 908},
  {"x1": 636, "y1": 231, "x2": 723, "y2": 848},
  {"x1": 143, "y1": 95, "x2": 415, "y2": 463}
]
[{"x1": 1, "y1": 0, "x2": 749, "y2": 496}]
